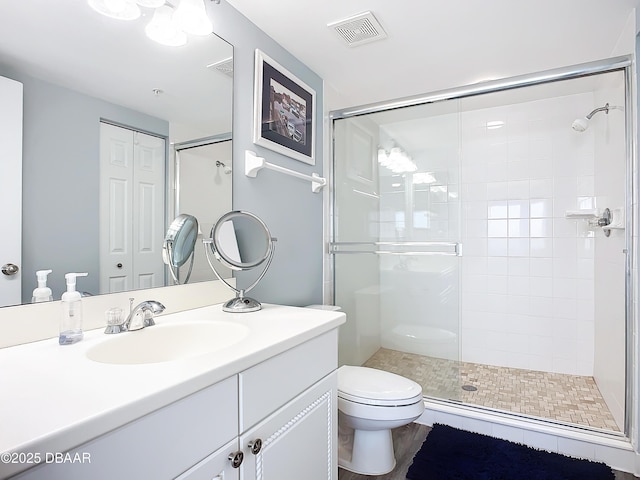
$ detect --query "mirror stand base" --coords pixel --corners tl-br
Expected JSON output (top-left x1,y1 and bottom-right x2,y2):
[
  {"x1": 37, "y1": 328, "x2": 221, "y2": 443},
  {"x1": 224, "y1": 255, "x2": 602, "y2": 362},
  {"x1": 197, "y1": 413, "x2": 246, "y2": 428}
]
[{"x1": 222, "y1": 296, "x2": 262, "y2": 313}]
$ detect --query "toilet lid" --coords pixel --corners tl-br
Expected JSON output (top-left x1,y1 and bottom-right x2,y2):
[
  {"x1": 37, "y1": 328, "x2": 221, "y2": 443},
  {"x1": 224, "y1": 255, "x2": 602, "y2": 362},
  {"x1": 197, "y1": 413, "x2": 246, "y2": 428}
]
[{"x1": 337, "y1": 366, "x2": 423, "y2": 406}]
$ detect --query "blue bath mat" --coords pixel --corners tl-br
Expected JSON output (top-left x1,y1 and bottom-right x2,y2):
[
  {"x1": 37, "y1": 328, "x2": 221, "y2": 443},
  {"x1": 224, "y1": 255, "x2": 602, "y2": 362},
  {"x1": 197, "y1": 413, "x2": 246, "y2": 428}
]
[{"x1": 407, "y1": 424, "x2": 614, "y2": 480}]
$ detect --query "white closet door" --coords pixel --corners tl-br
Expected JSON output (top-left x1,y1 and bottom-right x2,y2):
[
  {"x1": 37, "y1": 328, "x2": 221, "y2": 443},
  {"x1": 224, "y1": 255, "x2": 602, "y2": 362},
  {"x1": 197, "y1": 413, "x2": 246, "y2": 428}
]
[
  {"x1": 99, "y1": 123, "x2": 134, "y2": 293},
  {"x1": 132, "y1": 131, "x2": 165, "y2": 290},
  {"x1": 99, "y1": 123, "x2": 166, "y2": 293},
  {"x1": 0, "y1": 76, "x2": 23, "y2": 306}
]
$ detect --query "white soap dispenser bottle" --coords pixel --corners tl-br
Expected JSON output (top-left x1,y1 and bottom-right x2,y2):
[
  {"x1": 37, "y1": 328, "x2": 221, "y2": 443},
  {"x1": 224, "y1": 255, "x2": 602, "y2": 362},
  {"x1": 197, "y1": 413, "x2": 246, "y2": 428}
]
[
  {"x1": 59, "y1": 272, "x2": 88, "y2": 345},
  {"x1": 31, "y1": 269, "x2": 53, "y2": 303}
]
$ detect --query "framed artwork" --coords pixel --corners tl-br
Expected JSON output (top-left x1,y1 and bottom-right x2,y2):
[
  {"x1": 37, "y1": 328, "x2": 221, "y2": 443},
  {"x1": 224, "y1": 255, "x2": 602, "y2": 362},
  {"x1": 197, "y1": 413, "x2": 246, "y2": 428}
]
[{"x1": 253, "y1": 49, "x2": 316, "y2": 165}]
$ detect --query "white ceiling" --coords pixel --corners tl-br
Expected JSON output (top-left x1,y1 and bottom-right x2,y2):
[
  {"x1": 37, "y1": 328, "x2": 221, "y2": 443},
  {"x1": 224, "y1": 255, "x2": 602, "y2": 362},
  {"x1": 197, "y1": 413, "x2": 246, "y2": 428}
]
[
  {"x1": 226, "y1": 0, "x2": 638, "y2": 109},
  {"x1": 2, "y1": 1, "x2": 636, "y2": 138},
  {"x1": 0, "y1": 0, "x2": 233, "y2": 142}
]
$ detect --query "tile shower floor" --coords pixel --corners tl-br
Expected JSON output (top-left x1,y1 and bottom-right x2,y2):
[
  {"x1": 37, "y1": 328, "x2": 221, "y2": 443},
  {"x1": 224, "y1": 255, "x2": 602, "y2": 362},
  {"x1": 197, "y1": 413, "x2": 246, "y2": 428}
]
[{"x1": 363, "y1": 348, "x2": 621, "y2": 432}]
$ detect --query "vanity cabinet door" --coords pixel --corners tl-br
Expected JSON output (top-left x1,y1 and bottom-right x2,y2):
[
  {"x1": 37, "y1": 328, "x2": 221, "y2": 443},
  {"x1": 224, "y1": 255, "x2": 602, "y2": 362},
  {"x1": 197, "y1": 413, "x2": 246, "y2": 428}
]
[
  {"x1": 174, "y1": 438, "x2": 240, "y2": 480},
  {"x1": 239, "y1": 372, "x2": 337, "y2": 480}
]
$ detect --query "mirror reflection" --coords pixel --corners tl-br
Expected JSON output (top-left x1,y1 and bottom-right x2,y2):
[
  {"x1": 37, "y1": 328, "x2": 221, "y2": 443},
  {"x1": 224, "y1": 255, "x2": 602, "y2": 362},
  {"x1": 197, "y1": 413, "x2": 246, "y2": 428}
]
[
  {"x1": 204, "y1": 211, "x2": 277, "y2": 313},
  {"x1": 163, "y1": 214, "x2": 199, "y2": 285},
  {"x1": 213, "y1": 213, "x2": 272, "y2": 269},
  {"x1": 174, "y1": 137, "x2": 233, "y2": 284},
  {"x1": 0, "y1": 0, "x2": 233, "y2": 306}
]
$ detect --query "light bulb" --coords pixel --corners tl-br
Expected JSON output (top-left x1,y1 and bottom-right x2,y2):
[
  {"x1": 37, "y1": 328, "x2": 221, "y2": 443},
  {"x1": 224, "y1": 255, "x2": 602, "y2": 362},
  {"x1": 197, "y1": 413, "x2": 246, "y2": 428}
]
[
  {"x1": 88, "y1": 0, "x2": 141, "y2": 20},
  {"x1": 136, "y1": 0, "x2": 166, "y2": 7},
  {"x1": 145, "y1": 5, "x2": 187, "y2": 46},
  {"x1": 173, "y1": 0, "x2": 213, "y2": 35}
]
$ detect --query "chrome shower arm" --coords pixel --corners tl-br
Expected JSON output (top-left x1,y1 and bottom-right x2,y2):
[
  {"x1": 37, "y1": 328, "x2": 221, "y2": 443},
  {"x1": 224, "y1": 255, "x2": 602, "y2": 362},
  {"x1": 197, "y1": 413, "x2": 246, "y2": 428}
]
[{"x1": 586, "y1": 103, "x2": 610, "y2": 119}]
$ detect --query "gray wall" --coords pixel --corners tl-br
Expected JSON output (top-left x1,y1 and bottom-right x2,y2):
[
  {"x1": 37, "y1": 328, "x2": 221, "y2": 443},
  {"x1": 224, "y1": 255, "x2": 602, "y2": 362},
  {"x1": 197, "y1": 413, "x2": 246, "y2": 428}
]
[
  {"x1": 214, "y1": 1, "x2": 324, "y2": 306},
  {"x1": 0, "y1": 65, "x2": 168, "y2": 302}
]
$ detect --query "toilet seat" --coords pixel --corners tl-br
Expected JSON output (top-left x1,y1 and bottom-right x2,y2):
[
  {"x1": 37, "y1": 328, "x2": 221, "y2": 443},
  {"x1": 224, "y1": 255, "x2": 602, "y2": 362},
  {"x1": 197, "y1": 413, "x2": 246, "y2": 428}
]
[{"x1": 337, "y1": 366, "x2": 423, "y2": 406}]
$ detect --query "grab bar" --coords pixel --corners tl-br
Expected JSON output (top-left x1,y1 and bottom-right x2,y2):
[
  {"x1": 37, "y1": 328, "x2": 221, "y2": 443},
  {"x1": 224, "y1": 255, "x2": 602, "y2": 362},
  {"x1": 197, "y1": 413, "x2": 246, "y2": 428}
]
[{"x1": 330, "y1": 241, "x2": 462, "y2": 256}]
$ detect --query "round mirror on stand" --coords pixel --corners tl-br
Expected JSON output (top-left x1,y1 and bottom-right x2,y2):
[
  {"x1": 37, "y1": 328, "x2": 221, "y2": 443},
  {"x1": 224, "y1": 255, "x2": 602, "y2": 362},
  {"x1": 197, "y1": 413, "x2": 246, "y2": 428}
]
[
  {"x1": 162, "y1": 214, "x2": 199, "y2": 285},
  {"x1": 203, "y1": 211, "x2": 276, "y2": 313}
]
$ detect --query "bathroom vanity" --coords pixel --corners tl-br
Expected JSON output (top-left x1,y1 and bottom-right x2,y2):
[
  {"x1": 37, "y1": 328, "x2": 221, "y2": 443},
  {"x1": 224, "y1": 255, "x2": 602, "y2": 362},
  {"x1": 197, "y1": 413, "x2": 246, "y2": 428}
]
[{"x1": 0, "y1": 304, "x2": 345, "y2": 479}]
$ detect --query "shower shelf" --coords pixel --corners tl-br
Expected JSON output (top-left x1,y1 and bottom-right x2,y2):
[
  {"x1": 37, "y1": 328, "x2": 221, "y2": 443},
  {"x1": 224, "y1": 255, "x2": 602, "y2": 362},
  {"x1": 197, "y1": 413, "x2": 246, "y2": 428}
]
[
  {"x1": 565, "y1": 208, "x2": 625, "y2": 236},
  {"x1": 564, "y1": 209, "x2": 599, "y2": 219}
]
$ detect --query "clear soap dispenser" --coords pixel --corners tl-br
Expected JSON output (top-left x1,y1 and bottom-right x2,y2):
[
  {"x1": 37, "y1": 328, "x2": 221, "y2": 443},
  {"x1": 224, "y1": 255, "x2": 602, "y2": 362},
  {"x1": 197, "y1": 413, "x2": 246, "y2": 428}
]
[
  {"x1": 59, "y1": 272, "x2": 88, "y2": 345},
  {"x1": 31, "y1": 269, "x2": 53, "y2": 303}
]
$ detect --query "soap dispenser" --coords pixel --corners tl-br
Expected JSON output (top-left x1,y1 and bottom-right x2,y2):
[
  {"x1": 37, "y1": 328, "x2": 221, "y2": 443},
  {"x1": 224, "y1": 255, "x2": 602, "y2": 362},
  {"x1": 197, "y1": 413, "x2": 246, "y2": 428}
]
[
  {"x1": 31, "y1": 269, "x2": 53, "y2": 303},
  {"x1": 59, "y1": 272, "x2": 88, "y2": 345}
]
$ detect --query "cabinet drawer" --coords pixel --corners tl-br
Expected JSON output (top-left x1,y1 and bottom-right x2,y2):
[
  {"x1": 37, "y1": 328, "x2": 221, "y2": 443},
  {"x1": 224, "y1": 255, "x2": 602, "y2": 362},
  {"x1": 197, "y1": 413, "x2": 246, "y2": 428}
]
[
  {"x1": 239, "y1": 329, "x2": 337, "y2": 432},
  {"x1": 15, "y1": 376, "x2": 238, "y2": 480}
]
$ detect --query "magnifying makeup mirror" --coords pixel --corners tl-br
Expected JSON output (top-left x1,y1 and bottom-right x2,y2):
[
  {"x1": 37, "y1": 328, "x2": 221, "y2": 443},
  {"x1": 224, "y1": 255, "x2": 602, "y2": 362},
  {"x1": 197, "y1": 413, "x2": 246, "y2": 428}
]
[
  {"x1": 204, "y1": 211, "x2": 276, "y2": 312},
  {"x1": 162, "y1": 214, "x2": 199, "y2": 285}
]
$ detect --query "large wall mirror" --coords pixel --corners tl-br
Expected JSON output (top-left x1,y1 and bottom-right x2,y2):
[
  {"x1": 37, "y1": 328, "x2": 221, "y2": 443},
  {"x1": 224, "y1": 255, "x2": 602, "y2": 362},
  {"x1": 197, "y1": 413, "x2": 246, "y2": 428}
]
[{"x1": 0, "y1": 0, "x2": 233, "y2": 306}]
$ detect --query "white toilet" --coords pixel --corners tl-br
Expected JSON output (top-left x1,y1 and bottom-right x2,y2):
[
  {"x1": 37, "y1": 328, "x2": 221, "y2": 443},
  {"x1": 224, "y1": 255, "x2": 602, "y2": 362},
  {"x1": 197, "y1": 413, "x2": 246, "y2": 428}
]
[{"x1": 337, "y1": 365, "x2": 424, "y2": 475}]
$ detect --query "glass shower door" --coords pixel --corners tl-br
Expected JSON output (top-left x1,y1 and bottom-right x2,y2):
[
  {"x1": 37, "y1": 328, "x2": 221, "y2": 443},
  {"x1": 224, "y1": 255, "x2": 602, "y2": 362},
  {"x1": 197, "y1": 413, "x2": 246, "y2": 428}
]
[{"x1": 332, "y1": 102, "x2": 463, "y2": 401}]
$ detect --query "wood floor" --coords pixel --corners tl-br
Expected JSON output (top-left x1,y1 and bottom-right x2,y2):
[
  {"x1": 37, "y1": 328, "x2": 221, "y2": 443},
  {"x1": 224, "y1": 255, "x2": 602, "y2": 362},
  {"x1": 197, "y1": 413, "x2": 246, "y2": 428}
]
[{"x1": 337, "y1": 422, "x2": 639, "y2": 480}]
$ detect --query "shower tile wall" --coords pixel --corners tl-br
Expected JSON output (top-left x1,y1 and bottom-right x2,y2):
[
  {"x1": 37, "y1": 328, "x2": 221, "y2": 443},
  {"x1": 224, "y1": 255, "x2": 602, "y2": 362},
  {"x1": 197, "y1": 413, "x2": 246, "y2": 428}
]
[{"x1": 459, "y1": 93, "x2": 597, "y2": 376}]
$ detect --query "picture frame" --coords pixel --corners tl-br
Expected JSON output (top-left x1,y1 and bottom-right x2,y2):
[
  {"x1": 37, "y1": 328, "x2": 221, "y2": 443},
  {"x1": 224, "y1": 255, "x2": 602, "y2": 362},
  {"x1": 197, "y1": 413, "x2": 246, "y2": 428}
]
[{"x1": 253, "y1": 49, "x2": 316, "y2": 165}]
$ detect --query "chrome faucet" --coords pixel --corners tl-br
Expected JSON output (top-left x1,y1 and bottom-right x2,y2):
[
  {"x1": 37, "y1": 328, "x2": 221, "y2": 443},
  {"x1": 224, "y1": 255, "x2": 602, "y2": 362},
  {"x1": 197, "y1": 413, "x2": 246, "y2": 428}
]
[{"x1": 121, "y1": 300, "x2": 166, "y2": 332}]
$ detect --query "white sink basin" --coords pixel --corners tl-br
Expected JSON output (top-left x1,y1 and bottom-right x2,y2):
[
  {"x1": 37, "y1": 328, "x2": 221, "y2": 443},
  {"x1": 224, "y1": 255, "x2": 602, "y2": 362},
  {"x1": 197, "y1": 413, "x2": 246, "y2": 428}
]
[{"x1": 86, "y1": 321, "x2": 249, "y2": 365}]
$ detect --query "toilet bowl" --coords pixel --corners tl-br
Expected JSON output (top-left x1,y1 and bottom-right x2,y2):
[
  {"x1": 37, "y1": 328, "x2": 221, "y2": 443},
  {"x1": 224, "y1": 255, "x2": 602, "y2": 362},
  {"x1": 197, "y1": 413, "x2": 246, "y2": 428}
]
[{"x1": 337, "y1": 365, "x2": 424, "y2": 475}]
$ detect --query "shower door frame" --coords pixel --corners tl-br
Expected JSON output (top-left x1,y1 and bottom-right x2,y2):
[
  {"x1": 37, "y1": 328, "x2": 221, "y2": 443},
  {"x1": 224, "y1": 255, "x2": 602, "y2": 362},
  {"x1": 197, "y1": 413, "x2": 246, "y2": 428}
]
[{"x1": 328, "y1": 55, "x2": 634, "y2": 437}]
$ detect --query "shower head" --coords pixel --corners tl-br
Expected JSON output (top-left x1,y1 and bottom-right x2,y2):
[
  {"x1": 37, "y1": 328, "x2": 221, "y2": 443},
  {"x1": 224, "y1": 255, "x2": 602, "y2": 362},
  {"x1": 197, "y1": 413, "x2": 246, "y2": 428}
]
[
  {"x1": 571, "y1": 117, "x2": 589, "y2": 132},
  {"x1": 571, "y1": 103, "x2": 610, "y2": 132}
]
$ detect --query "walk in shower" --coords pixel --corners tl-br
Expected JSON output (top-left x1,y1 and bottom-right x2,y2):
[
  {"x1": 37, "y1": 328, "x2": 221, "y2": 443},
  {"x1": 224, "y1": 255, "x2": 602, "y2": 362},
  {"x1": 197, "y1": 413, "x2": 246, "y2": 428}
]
[{"x1": 330, "y1": 56, "x2": 633, "y2": 436}]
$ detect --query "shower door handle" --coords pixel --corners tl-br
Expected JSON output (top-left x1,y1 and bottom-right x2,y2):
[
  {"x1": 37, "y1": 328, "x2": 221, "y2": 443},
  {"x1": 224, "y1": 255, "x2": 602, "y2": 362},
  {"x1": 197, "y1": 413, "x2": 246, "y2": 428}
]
[{"x1": 330, "y1": 242, "x2": 462, "y2": 256}]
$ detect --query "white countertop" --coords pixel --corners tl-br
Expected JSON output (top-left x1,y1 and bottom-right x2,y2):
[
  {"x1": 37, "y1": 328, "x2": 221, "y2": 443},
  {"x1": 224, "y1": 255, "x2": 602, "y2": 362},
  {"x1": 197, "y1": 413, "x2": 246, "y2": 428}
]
[{"x1": 0, "y1": 303, "x2": 345, "y2": 479}]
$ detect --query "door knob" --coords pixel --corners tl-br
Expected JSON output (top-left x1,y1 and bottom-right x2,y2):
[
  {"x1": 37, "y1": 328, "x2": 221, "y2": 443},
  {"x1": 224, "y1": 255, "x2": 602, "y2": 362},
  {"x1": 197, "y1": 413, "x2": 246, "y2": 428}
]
[{"x1": 1, "y1": 264, "x2": 19, "y2": 276}]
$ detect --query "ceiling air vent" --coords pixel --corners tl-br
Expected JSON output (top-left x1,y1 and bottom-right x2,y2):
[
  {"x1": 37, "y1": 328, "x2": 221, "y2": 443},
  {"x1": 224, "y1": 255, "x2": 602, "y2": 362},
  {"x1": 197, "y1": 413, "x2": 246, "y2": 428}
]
[
  {"x1": 328, "y1": 11, "x2": 387, "y2": 47},
  {"x1": 207, "y1": 57, "x2": 234, "y2": 77}
]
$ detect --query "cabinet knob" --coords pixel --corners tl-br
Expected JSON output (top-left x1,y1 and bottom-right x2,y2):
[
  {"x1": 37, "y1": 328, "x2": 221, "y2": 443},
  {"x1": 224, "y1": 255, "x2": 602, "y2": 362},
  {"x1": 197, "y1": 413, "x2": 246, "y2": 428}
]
[
  {"x1": 228, "y1": 451, "x2": 243, "y2": 468},
  {"x1": 248, "y1": 438, "x2": 263, "y2": 455}
]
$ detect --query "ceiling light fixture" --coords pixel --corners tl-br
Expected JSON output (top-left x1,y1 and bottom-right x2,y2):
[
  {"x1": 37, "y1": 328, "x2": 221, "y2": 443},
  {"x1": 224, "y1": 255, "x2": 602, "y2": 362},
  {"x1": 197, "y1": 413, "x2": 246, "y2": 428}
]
[
  {"x1": 377, "y1": 145, "x2": 417, "y2": 173},
  {"x1": 413, "y1": 173, "x2": 437, "y2": 185},
  {"x1": 88, "y1": 0, "x2": 141, "y2": 20},
  {"x1": 174, "y1": 0, "x2": 213, "y2": 35},
  {"x1": 145, "y1": 5, "x2": 188, "y2": 46},
  {"x1": 136, "y1": 0, "x2": 165, "y2": 7},
  {"x1": 87, "y1": 0, "x2": 215, "y2": 46}
]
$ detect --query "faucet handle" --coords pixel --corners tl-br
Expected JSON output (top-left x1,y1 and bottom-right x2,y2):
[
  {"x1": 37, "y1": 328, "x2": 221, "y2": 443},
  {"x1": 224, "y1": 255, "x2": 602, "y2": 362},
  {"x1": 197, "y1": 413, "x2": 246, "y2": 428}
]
[{"x1": 104, "y1": 307, "x2": 125, "y2": 334}]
